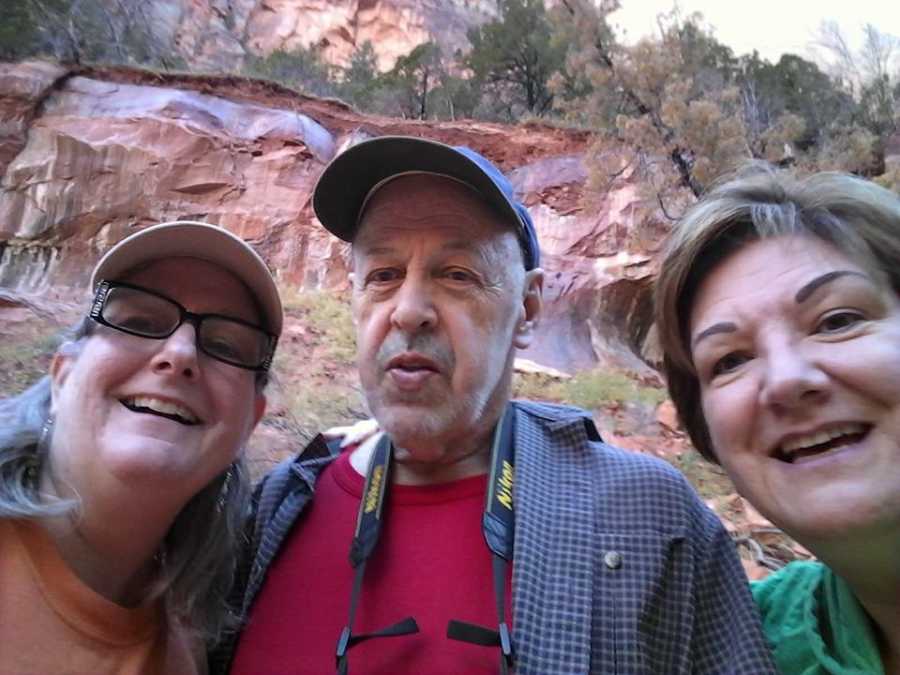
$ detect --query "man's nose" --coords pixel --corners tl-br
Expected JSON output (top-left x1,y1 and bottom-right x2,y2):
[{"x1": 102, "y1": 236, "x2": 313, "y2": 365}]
[
  {"x1": 390, "y1": 276, "x2": 438, "y2": 333},
  {"x1": 758, "y1": 341, "x2": 829, "y2": 414},
  {"x1": 150, "y1": 323, "x2": 199, "y2": 379}
]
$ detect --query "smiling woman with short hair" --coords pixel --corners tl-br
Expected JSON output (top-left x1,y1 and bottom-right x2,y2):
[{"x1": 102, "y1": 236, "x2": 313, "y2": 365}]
[
  {"x1": 655, "y1": 166, "x2": 900, "y2": 674},
  {"x1": 0, "y1": 221, "x2": 282, "y2": 674}
]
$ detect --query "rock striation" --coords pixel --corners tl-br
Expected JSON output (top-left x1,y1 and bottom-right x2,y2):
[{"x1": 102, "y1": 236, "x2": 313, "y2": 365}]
[
  {"x1": 0, "y1": 60, "x2": 671, "y2": 375},
  {"x1": 144, "y1": 0, "x2": 499, "y2": 72}
]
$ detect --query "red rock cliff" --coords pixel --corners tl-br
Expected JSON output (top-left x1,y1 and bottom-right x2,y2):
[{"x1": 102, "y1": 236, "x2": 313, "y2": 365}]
[
  {"x1": 0, "y1": 60, "x2": 667, "y2": 375},
  {"x1": 148, "y1": 0, "x2": 500, "y2": 71}
]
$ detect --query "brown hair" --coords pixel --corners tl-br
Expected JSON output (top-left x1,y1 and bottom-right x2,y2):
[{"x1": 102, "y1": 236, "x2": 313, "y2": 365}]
[{"x1": 654, "y1": 163, "x2": 900, "y2": 462}]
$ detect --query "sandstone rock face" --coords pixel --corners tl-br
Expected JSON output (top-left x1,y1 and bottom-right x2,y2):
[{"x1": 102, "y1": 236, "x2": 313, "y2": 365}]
[
  {"x1": 0, "y1": 61, "x2": 667, "y2": 375},
  {"x1": 243, "y1": 0, "x2": 499, "y2": 70},
  {"x1": 0, "y1": 62, "x2": 69, "y2": 177},
  {"x1": 143, "y1": 0, "x2": 499, "y2": 72},
  {"x1": 147, "y1": 0, "x2": 254, "y2": 72}
]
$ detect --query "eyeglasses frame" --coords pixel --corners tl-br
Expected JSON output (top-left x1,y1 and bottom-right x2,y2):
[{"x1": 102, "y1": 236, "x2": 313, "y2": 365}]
[{"x1": 90, "y1": 280, "x2": 278, "y2": 372}]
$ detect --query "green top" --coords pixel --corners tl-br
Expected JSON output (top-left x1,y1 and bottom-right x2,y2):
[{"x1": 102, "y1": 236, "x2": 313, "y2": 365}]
[{"x1": 751, "y1": 560, "x2": 883, "y2": 675}]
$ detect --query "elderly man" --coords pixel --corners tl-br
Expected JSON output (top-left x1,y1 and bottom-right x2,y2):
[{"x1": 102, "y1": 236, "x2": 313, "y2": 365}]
[{"x1": 215, "y1": 136, "x2": 775, "y2": 674}]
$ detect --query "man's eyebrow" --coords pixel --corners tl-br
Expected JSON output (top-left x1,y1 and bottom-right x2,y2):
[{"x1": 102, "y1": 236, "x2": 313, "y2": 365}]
[
  {"x1": 795, "y1": 270, "x2": 869, "y2": 303},
  {"x1": 692, "y1": 322, "x2": 737, "y2": 348}
]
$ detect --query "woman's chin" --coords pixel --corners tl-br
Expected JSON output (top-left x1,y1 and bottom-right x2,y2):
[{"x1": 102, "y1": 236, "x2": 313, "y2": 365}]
[
  {"x1": 772, "y1": 492, "x2": 900, "y2": 550},
  {"x1": 101, "y1": 435, "x2": 195, "y2": 484}
]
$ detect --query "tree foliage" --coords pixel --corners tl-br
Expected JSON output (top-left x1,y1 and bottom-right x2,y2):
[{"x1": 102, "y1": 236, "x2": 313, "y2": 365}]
[
  {"x1": 813, "y1": 22, "x2": 899, "y2": 154},
  {"x1": 0, "y1": 1, "x2": 43, "y2": 61},
  {"x1": 384, "y1": 42, "x2": 443, "y2": 119},
  {"x1": 3, "y1": 0, "x2": 897, "y2": 196},
  {"x1": 244, "y1": 45, "x2": 336, "y2": 97},
  {"x1": 337, "y1": 41, "x2": 380, "y2": 111},
  {"x1": 465, "y1": 0, "x2": 565, "y2": 118},
  {"x1": 548, "y1": 0, "x2": 895, "y2": 213},
  {"x1": 738, "y1": 53, "x2": 855, "y2": 148},
  {"x1": 0, "y1": 0, "x2": 183, "y2": 68},
  {"x1": 548, "y1": 0, "x2": 752, "y2": 206}
]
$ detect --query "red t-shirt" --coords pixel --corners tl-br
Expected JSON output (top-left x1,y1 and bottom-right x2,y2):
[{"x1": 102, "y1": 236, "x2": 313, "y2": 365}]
[{"x1": 231, "y1": 448, "x2": 512, "y2": 675}]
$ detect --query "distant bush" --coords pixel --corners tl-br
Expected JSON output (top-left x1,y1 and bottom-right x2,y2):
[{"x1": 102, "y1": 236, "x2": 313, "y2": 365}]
[
  {"x1": 277, "y1": 286, "x2": 356, "y2": 366},
  {"x1": 243, "y1": 46, "x2": 337, "y2": 98},
  {"x1": 0, "y1": 327, "x2": 58, "y2": 396},
  {"x1": 562, "y1": 370, "x2": 667, "y2": 409},
  {"x1": 513, "y1": 369, "x2": 666, "y2": 410},
  {"x1": 1, "y1": 0, "x2": 185, "y2": 69}
]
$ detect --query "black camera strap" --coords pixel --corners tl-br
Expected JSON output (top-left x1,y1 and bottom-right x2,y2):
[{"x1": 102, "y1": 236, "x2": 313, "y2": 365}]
[
  {"x1": 335, "y1": 404, "x2": 516, "y2": 674},
  {"x1": 336, "y1": 433, "x2": 419, "y2": 675},
  {"x1": 447, "y1": 404, "x2": 516, "y2": 674}
]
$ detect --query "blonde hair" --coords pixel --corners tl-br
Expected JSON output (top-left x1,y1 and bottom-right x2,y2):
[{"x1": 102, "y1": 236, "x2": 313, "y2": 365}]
[{"x1": 655, "y1": 163, "x2": 900, "y2": 461}]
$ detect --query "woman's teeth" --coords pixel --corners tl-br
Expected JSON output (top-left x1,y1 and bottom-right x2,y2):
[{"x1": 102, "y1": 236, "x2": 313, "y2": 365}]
[
  {"x1": 121, "y1": 396, "x2": 199, "y2": 425},
  {"x1": 779, "y1": 423, "x2": 869, "y2": 462}
]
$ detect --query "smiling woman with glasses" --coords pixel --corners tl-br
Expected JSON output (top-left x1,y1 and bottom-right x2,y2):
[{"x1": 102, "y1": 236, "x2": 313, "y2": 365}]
[{"x1": 0, "y1": 220, "x2": 283, "y2": 675}]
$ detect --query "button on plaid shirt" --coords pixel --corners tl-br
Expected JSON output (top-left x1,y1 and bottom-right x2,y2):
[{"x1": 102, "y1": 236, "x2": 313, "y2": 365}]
[{"x1": 211, "y1": 401, "x2": 776, "y2": 674}]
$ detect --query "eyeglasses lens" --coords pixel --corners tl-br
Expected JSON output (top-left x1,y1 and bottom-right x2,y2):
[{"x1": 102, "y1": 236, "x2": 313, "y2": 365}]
[
  {"x1": 100, "y1": 285, "x2": 269, "y2": 369},
  {"x1": 102, "y1": 286, "x2": 179, "y2": 337},
  {"x1": 199, "y1": 318, "x2": 267, "y2": 367}
]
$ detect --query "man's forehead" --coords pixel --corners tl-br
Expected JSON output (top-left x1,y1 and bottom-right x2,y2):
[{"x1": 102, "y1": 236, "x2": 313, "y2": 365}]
[
  {"x1": 354, "y1": 235, "x2": 494, "y2": 257},
  {"x1": 351, "y1": 175, "x2": 530, "y2": 276}
]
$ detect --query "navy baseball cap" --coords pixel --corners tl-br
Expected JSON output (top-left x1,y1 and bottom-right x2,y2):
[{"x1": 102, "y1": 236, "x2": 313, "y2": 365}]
[{"x1": 312, "y1": 136, "x2": 541, "y2": 270}]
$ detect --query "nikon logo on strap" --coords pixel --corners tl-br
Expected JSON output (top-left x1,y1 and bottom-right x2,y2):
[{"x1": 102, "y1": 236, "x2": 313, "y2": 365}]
[
  {"x1": 495, "y1": 460, "x2": 514, "y2": 510},
  {"x1": 364, "y1": 465, "x2": 384, "y2": 514}
]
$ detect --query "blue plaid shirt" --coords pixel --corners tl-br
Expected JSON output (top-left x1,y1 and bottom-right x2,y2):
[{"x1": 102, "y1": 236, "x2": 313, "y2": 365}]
[{"x1": 211, "y1": 401, "x2": 776, "y2": 674}]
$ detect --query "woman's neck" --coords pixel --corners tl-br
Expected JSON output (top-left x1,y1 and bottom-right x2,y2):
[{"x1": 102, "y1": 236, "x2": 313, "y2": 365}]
[
  {"x1": 816, "y1": 529, "x2": 900, "y2": 673},
  {"x1": 39, "y1": 471, "x2": 179, "y2": 606},
  {"x1": 860, "y1": 597, "x2": 900, "y2": 675}
]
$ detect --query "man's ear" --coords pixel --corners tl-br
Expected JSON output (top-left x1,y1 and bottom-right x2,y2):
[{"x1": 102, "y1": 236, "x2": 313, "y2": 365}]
[
  {"x1": 49, "y1": 351, "x2": 75, "y2": 416},
  {"x1": 514, "y1": 268, "x2": 543, "y2": 350}
]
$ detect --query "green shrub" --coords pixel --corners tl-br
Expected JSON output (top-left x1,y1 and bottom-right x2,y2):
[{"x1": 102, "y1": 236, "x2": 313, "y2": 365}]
[
  {"x1": 514, "y1": 368, "x2": 666, "y2": 410},
  {"x1": 278, "y1": 286, "x2": 356, "y2": 365},
  {"x1": 0, "y1": 329, "x2": 59, "y2": 395},
  {"x1": 561, "y1": 370, "x2": 666, "y2": 409}
]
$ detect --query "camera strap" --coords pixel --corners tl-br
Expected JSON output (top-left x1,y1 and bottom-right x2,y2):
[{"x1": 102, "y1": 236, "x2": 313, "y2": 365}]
[
  {"x1": 447, "y1": 404, "x2": 516, "y2": 674},
  {"x1": 336, "y1": 404, "x2": 516, "y2": 674},
  {"x1": 336, "y1": 433, "x2": 419, "y2": 674}
]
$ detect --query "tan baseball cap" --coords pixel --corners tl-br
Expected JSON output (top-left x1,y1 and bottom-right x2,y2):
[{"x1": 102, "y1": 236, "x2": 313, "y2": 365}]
[{"x1": 90, "y1": 220, "x2": 283, "y2": 335}]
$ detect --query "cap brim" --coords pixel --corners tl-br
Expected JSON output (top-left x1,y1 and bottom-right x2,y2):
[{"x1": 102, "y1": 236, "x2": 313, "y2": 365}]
[
  {"x1": 91, "y1": 221, "x2": 283, "y2": 335},
  {"x1": 313, "y1": 136, "x2": 521, "y2": 242}
]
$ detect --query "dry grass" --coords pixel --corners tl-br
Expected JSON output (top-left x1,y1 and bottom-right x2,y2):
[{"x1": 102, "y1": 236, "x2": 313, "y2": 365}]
[
  {"x1": 0, "y1": 327, "x2": 59, "y2": 395},
  {"x1": 278, "y1": 285, "x2": 356, "y2": 365},
  {"x1": 513, "y1": 369, "x2": 666, "y2": 409}
]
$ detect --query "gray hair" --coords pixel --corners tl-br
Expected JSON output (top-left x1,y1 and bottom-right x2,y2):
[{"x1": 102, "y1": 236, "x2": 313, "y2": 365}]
[{"x1": 0, "y1": 318, "x2": 254, "y2": 645}]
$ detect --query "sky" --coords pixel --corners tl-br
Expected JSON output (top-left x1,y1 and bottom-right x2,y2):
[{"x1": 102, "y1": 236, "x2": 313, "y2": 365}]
[{"x1": 611, "y1": 0, "x2": 900, "y2": 63}]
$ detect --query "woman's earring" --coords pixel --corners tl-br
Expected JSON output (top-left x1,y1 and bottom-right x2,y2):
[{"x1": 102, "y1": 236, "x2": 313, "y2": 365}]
[
  {"x1": 38, "y1": 415, "x2": 55, "y2": 451},
  {"x1": 26, "y1": 415, "x2": 54, "y2": 488}
]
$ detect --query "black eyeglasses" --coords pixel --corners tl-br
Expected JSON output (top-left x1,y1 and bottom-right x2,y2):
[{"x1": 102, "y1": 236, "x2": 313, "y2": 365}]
[{"x1": 90, "y1": 280, "x2": 278, "y2": 371}]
